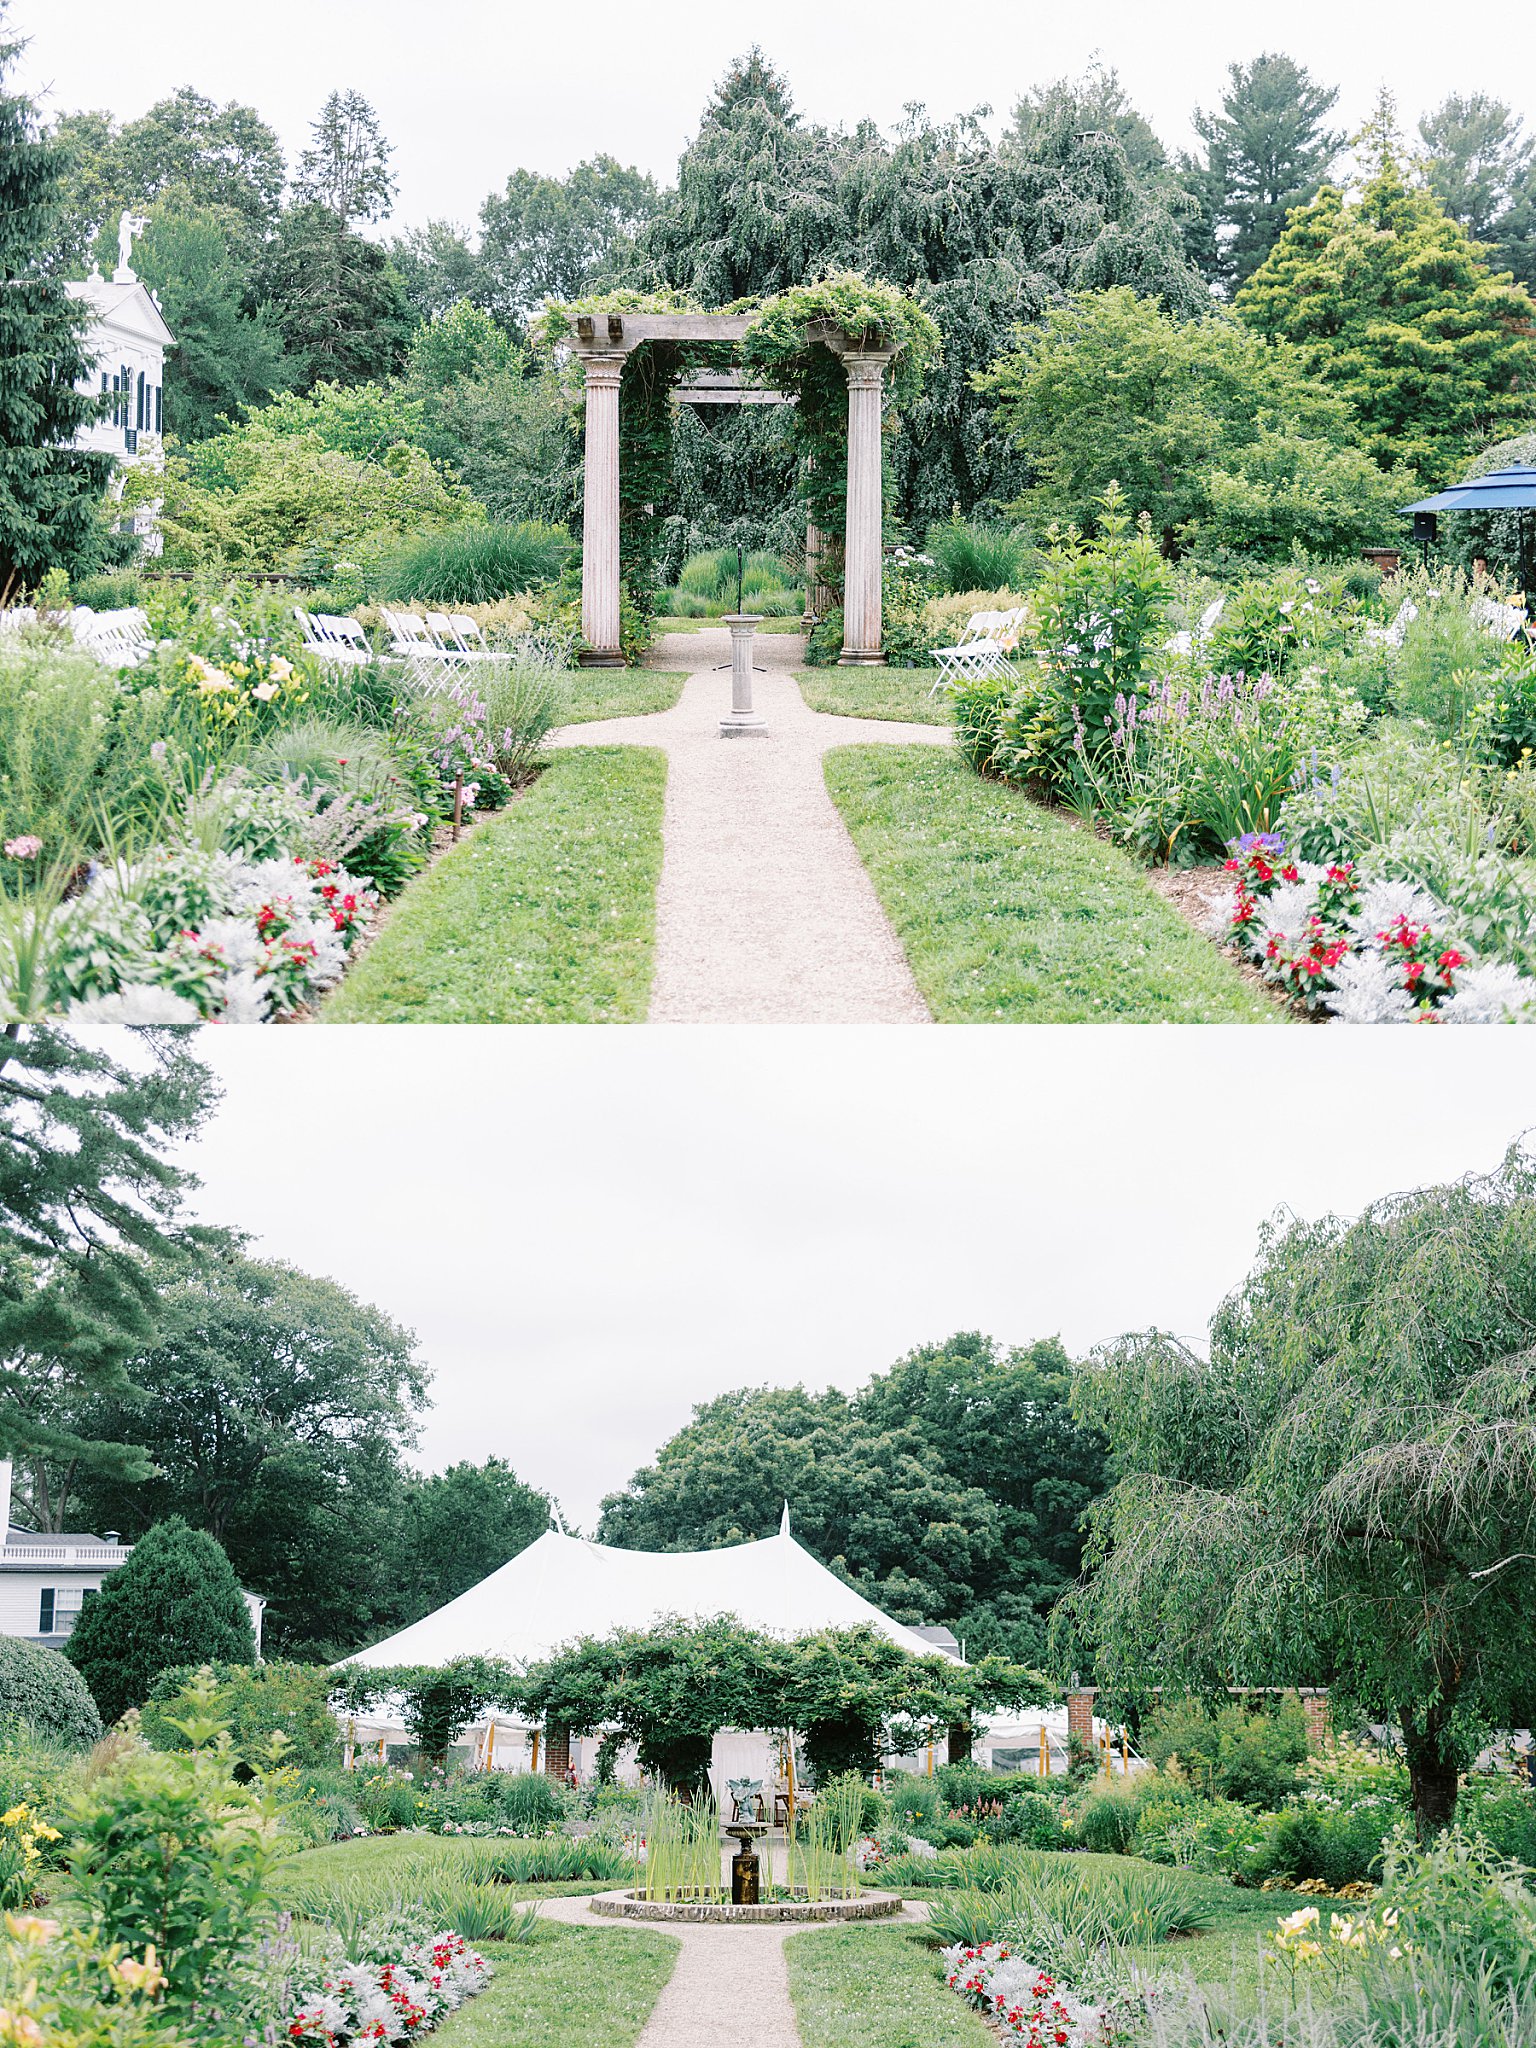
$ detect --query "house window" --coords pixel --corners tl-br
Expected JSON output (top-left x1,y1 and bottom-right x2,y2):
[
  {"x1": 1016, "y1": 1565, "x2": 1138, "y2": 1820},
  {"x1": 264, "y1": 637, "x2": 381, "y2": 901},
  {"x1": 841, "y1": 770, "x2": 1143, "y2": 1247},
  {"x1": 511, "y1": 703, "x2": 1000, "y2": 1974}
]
[
  {"x1": 136, "y1": 372, "x2": 145, "y2": 431},
  {"x1": 38, "y1": 1587, "x2": 86, "y2": 1636},
  {"x1": 154, "y1": 384, "x2": 162, "y2": 434}
]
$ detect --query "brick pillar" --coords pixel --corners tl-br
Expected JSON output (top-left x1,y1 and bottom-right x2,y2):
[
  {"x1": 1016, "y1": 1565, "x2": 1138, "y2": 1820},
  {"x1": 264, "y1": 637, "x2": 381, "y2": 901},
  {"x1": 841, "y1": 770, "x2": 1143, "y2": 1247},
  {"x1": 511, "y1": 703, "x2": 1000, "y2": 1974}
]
[
  {"x1": 1066, "y1": 1688, "x2": 1097, "y2": 1747},
  {"x1": 544, "y1": 1724, "x2": 570, "y2": 1784},
  {"x1": 1300, "y1": 1690, "x2": 1330, "y2": 1750}
]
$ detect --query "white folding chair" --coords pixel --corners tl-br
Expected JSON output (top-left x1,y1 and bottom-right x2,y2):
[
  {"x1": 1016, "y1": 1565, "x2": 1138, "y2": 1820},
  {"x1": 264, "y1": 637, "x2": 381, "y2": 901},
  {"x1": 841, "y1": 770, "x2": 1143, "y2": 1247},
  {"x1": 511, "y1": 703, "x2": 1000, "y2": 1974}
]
[
  {"x1": 74, "y1": 606, "x2": 152, "y2": 667},
  {"x1": 929, "y1": 609, "x2": 1023, "y2": 694},
  {"x1": 381, "y1": 607, "x2": 458, "y2": 689},
  {"x1": 424, "y1": 612, "x2": 493, "y2": 662},
  {"x1": 314, "y1": 614, "x2": 374, "y2": 665},
  {"x1": 450, "y1": 614, "x2": 491, "y2": 654}
]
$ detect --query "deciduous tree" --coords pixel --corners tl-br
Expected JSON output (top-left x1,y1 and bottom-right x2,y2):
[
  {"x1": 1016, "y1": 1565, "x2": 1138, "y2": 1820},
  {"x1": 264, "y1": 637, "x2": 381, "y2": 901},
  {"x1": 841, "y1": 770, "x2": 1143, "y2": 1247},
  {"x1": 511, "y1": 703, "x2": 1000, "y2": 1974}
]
[{"x1": 1054, "y1": 1141, "x2": 1536, "y2": 1837}]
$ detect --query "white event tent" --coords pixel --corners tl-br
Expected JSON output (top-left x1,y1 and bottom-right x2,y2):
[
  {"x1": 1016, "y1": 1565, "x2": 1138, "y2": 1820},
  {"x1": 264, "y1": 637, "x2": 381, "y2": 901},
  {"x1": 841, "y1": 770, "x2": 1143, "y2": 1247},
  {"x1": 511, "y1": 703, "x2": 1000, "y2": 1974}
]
[{"x1": 344, "y1": 1513, "x2": 969, "y2": 1799}]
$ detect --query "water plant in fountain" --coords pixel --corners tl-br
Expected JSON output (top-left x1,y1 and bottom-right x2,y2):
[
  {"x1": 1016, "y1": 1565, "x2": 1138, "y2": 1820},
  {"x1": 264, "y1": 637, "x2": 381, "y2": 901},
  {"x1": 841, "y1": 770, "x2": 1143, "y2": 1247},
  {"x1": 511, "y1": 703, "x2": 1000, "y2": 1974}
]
[
  {"x1": 641, "y1": 1792, "x2": 723, "y2": 1904},
  {"x1": 788, "y1": 1775, "x2": 864, "y2": 1902}
]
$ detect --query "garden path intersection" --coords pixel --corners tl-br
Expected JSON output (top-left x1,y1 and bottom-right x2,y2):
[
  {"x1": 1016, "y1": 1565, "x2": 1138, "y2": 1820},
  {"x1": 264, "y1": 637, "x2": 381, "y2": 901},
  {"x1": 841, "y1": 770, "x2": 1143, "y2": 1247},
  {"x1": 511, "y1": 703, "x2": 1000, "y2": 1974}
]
[
  {"x1": 552, "y1": 629, "x2": 948, "y2": 1024},
  {"x1": 536, "y1": 1882, "x2": 931, "y2": 2048}
]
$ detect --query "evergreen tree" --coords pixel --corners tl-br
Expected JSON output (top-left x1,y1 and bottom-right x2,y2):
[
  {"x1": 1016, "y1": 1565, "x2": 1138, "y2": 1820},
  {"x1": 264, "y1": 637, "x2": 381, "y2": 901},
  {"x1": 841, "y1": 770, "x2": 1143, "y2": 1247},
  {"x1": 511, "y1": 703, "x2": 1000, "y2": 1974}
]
[
  {"x1": 1010, "y1": 59, "x2": 1166, "y2": 173},
  {"x1": 1237, "y1": 113, "x2": 1536, "y2": 481},
  {"x1": 259, "y1": 201, "x2": 413, "y2": 390},
  {"x1": 0, "y1": 1026, "x2": 215, "y2": 1528},
  {"x1": 0, "y1": 16, "x2": 114, "y2": 593},
  {"x1": 66, "y1": 1517, "x2": 254, "y2": 1723},
  {"x1": 1419, "y1": 92, "x2": 1536, "y2": 290},
  {"x1": 294, "y1": 89, "x2": 396, "y2": 226},
  {"x1": 133, "y1": 204, "x2": 291, "y2": 440},
  {"x1": 1187, "y1": 52, "x2": 1343, "y2": 289}
]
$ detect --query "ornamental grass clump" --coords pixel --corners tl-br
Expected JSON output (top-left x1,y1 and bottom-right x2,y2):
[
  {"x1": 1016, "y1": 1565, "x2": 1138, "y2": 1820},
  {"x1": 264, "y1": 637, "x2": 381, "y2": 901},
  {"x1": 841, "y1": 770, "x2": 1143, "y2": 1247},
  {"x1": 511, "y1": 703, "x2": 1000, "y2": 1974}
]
[
  {"x1": 788, "y1": 1774, "x2": 863, "y2": 1901},
  {"x1": 640, "y1": 1792, "x2": 721, "y2": 1902}
]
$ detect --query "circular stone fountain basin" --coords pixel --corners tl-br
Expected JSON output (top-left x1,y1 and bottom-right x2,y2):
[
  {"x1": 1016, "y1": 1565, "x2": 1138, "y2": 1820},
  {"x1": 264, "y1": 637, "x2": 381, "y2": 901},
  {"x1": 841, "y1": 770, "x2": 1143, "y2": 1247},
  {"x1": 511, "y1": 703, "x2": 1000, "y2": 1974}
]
[{"x1": 590, "y1": 1888, "x2": 903, "y2": 1925}]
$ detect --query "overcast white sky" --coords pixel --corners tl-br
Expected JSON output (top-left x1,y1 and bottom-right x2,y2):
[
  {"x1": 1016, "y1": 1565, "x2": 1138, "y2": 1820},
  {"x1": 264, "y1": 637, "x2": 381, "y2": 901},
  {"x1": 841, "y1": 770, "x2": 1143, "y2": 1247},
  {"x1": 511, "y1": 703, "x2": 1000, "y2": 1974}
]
[
  {"x1": 17, "y1": 0, "x2": 1534, "y2": 233},
  {"x1": 146, "y1": 1026, "x2": 1536, "y2": 1532}
]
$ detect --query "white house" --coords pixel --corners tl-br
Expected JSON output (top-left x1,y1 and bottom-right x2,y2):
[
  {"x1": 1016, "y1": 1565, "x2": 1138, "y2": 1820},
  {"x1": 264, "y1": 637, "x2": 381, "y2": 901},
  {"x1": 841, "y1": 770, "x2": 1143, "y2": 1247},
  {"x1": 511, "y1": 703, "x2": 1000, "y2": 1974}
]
[
  {"x1": 0, "y1": 1461, "x2": 264, "y2": 1655},
  {"x1": 65, "y1": 213, "x2": 175, "y2": 551}
]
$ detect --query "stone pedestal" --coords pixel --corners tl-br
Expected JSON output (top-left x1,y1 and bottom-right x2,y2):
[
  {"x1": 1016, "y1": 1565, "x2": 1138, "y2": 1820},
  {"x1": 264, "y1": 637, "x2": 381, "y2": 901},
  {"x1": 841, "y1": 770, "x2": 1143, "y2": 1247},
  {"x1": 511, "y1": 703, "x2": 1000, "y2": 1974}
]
[
  {"x1": 576, "y1": 354, "x2": 625, "y2": 667},
  {"x1": 719, "y1": 613, "x2": 767, "y2": 736},
  {"x1": 838, "y1": 350, "x2": 895, "y2": 666}
]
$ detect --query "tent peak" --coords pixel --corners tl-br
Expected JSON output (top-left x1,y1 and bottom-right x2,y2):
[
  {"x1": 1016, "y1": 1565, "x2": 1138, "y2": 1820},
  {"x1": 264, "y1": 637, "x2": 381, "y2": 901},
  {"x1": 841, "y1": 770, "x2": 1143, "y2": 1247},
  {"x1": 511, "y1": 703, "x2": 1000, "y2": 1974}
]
[{"x1": 780, "y1": 1500, "x2": 792, "y2": 1538}]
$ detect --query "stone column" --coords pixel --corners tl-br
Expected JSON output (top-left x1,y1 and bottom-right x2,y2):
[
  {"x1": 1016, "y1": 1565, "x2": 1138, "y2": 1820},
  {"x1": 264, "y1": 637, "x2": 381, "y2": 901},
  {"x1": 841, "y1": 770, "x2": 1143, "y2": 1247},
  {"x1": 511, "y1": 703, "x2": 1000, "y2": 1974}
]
[
  {"x1": 839, "y1": 350, "x2": 895, "y2": 665},
  {"x1": 576, "y1": 354, "x2": 626, "y2": 667}
]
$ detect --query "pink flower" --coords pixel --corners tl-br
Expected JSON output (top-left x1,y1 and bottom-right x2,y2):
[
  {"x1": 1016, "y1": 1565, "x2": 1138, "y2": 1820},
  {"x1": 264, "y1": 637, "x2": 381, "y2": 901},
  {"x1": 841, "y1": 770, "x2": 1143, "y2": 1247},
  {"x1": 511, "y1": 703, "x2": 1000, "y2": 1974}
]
[{"x1": 4, "y1": 835, "x2": 42, "y2": 859}]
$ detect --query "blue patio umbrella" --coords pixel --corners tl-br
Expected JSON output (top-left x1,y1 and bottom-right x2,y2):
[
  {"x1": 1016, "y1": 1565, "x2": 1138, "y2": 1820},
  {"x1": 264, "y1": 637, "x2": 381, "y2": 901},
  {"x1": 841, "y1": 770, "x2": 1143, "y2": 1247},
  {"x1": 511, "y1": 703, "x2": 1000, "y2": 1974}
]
[{"x1": 1401, "y1": 464, "x2": 1536, "y2": 607}]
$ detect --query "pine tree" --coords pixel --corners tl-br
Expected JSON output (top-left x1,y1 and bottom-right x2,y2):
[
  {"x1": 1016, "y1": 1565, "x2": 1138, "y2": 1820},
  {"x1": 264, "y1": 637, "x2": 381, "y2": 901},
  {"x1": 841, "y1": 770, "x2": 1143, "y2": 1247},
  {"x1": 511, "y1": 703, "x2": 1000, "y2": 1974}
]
[
  {"x1": 259, "y1": 202, "x2": 413, "y2": 390},
  {"x1": 0, "y1": 1026, "x2": 216, "y2": 1530},
  {"x1": 1188, "y1": 52, "x2": 1343, "y2": 290},
  {"x1": 66, "y1": 1517, "x2": 254, "y2": 1723},
  {"x1": 0, "y1": 14, "x2": 114, "y2": 594},
  {"x1": 294, "y1": 88, "x2": 396, "y2": 226},
  {"x1": 1237, "y1": 109, "x2": 1536, "y2": 481},
  {"x1": 1419, "y1": 92, "x2": 1536, "y2": 291}
]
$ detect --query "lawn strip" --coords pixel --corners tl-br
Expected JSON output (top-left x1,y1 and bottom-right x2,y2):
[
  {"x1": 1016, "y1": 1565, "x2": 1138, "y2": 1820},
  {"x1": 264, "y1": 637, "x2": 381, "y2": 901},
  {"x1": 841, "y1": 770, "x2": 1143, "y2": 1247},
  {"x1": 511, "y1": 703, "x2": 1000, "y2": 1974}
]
[
  {"x1": 824, "y1": 745, "x2": 1278, "y2": 1022},
  {"x1": 652, "y1": 616, "x2": 806, "y2": 636},
  {"x1": 323, "y1": 747, "x2": 665, "y2": 1023},
  {"x1": 431, "y1": 1927, "x2": 677, "y2": 2048},
  {"x1": 787, "y1": 1924, "x2": 994, "y2": 2048},
  {"x1": 795, "y1": 668, "x2": 950, "y2": 726},
  {"x1": 563, "y1": 671, "x2": 689, "y2": 723}
]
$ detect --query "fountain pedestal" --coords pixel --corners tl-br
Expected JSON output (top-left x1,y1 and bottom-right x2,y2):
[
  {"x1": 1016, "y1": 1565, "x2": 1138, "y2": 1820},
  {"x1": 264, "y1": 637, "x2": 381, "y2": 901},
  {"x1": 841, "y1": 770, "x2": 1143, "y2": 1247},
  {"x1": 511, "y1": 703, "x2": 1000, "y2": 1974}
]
[{"x1": 724, "y1": 1821, "x2": 768, "y2": 1905}]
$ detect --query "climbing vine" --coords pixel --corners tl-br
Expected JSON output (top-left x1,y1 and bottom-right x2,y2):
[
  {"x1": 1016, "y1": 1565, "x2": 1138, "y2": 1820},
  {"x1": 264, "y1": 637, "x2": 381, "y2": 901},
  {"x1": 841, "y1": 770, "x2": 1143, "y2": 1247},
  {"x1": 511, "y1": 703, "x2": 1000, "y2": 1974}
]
[
  {"x1": 537, "y1": 275, "x2": 942, "y2": 580},
  {"x1": 741, "y1": 273, "x2": 942, "y2": 537}
]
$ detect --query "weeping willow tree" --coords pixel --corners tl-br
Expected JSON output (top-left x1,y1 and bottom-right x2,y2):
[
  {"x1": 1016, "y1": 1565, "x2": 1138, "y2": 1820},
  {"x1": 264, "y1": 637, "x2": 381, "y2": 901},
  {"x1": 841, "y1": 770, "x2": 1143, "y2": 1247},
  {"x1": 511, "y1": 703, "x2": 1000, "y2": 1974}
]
[
  {"x1": 625, "y1": 49, "x2": 1205, "y2": 531},
  {"x1": 1053, "y1": 1142, "x2": 1536, "y2": 1837}
]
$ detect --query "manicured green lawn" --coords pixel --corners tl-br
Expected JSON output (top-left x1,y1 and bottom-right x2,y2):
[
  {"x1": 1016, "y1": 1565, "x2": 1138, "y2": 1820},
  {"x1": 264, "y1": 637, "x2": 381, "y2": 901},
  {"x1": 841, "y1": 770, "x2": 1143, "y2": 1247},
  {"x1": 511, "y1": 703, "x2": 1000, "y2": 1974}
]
[
  {"x1": 276, "y1": 1835, "x2": 613, "y2": 1901},
  {"x1": 788, "y1": 1924, "x2": 994, "y2": 2048},
  {"x1": 432, "y1": 1928, "x2": 677, "y2": 2048},
  {"x1": 324, "y1": 747, "x2": 666, "y2": 1023},
  {"x1": 563, "y1": 671, "x2": 687, "y2": 723},
  {"x1": 796, "y1": 667, "x2": 951, "y2": 726},
  {"x1": 825, "y1": 746, "x2": 1279, "y2": 1023}
]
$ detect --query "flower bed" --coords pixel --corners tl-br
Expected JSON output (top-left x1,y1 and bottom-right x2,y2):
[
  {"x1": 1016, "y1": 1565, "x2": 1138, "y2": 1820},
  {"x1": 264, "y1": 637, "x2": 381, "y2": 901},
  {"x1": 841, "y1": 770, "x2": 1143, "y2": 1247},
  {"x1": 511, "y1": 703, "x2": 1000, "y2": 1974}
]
[
  {"x1": 1217, "y1": 837, "x2": 1536, "y2": 1022},
  {"x1": 942, "y1": 1943, "x2": 1145, "y2": 2047},
  {"x1": 287, "y1": 1930, "x2": 491, "y2": 2047}
]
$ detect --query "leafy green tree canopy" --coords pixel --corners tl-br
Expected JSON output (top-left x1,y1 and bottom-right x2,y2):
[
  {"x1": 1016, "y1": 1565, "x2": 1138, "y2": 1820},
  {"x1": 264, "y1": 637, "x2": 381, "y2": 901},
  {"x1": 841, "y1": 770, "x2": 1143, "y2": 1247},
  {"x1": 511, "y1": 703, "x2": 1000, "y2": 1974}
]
[
  {"x1": 68, "y1": 1246, "x2": 427, "y2": 1658},
  {"x1": 1054, "y1": 1140, "x2": 1536, "y2": 1837},
  {"x1": 1236, "y1": 115, "x2": 1536, "y2": 482},
  {"x1": 477, "y1": 156, "x2": 659, "y2": 324},
  {"x1": 390, "y1": 1456, "x2": 553, "y2": 1625},
  {"x1": 258, "y1": 201, "x2": 414, "y2": 392},
  {"x1": 132, "y1": 202, "x2": 291, "y2": 441},
  {"x1": 980, "y1": 286, "x2": 1413, "y2": 556},
  {"x1": 67, "y1": 1516, "x2": 255, "y2": 1723},
  {"x1": 598, "y1": 1332, "x2": 1104, "y2": 1663},
  {"x1": 294, "y1": 89, "x2": 395, "y2": 226},
  {"x1": 107, "y1": 87, "x2": 284, "y2": 237}
]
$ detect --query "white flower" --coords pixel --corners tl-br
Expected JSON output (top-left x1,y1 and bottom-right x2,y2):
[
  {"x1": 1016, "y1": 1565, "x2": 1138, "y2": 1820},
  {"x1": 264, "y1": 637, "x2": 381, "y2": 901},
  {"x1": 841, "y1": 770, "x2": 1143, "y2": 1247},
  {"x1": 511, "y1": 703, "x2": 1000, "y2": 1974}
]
[
  {"x1": 1349, "y1": 877, "x2": 1438, "y2": 940},
  {"x1": 1440, "y1": 961, "x2": 1536, "y2": 1024},
  {"x1": 1323, "y1": 949, "x2": 1417, "y2": 1024},
  {"x1": 214, "y1": 970, "x2": 272, "y2": 1026},
  {"x1": 67, "y1": 988, "x2": 199, "y2": 1025}
]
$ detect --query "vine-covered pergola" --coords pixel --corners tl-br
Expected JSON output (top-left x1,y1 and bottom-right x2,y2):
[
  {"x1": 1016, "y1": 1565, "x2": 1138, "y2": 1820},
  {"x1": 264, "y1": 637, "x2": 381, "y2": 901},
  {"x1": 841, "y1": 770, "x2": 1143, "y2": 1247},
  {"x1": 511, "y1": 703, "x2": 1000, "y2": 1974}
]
[{"x1": 543, "y1": 278, "x2": 940, "y2": 667}]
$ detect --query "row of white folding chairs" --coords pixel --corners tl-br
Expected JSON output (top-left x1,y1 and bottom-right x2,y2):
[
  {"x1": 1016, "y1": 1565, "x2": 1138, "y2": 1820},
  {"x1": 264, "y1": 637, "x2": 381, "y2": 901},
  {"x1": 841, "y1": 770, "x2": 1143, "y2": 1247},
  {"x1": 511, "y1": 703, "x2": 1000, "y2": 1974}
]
[
  {"x1": 70, "y1": 606, "x2": 154, "y2": 667},
  {"x1": 929, "y1": 607, "x2": 1029, "y2": 693},
  {"x1": 379, "y1": 608, "x2": 493, "y2": 661},
  {"x1": 295, "y1": 609, "x2": 372, "y2": 666}
]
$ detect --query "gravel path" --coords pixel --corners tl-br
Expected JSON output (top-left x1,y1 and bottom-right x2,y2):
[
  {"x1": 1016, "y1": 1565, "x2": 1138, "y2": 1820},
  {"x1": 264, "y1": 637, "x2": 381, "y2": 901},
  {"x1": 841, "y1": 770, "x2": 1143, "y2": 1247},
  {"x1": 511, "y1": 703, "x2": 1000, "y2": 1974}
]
[
  {"x1": 537, "y1": 1872, "x2": 930, "y2": 2048},
  {"x1": 552, "y1": 631, "x2": 949, "y2": 1024}
]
